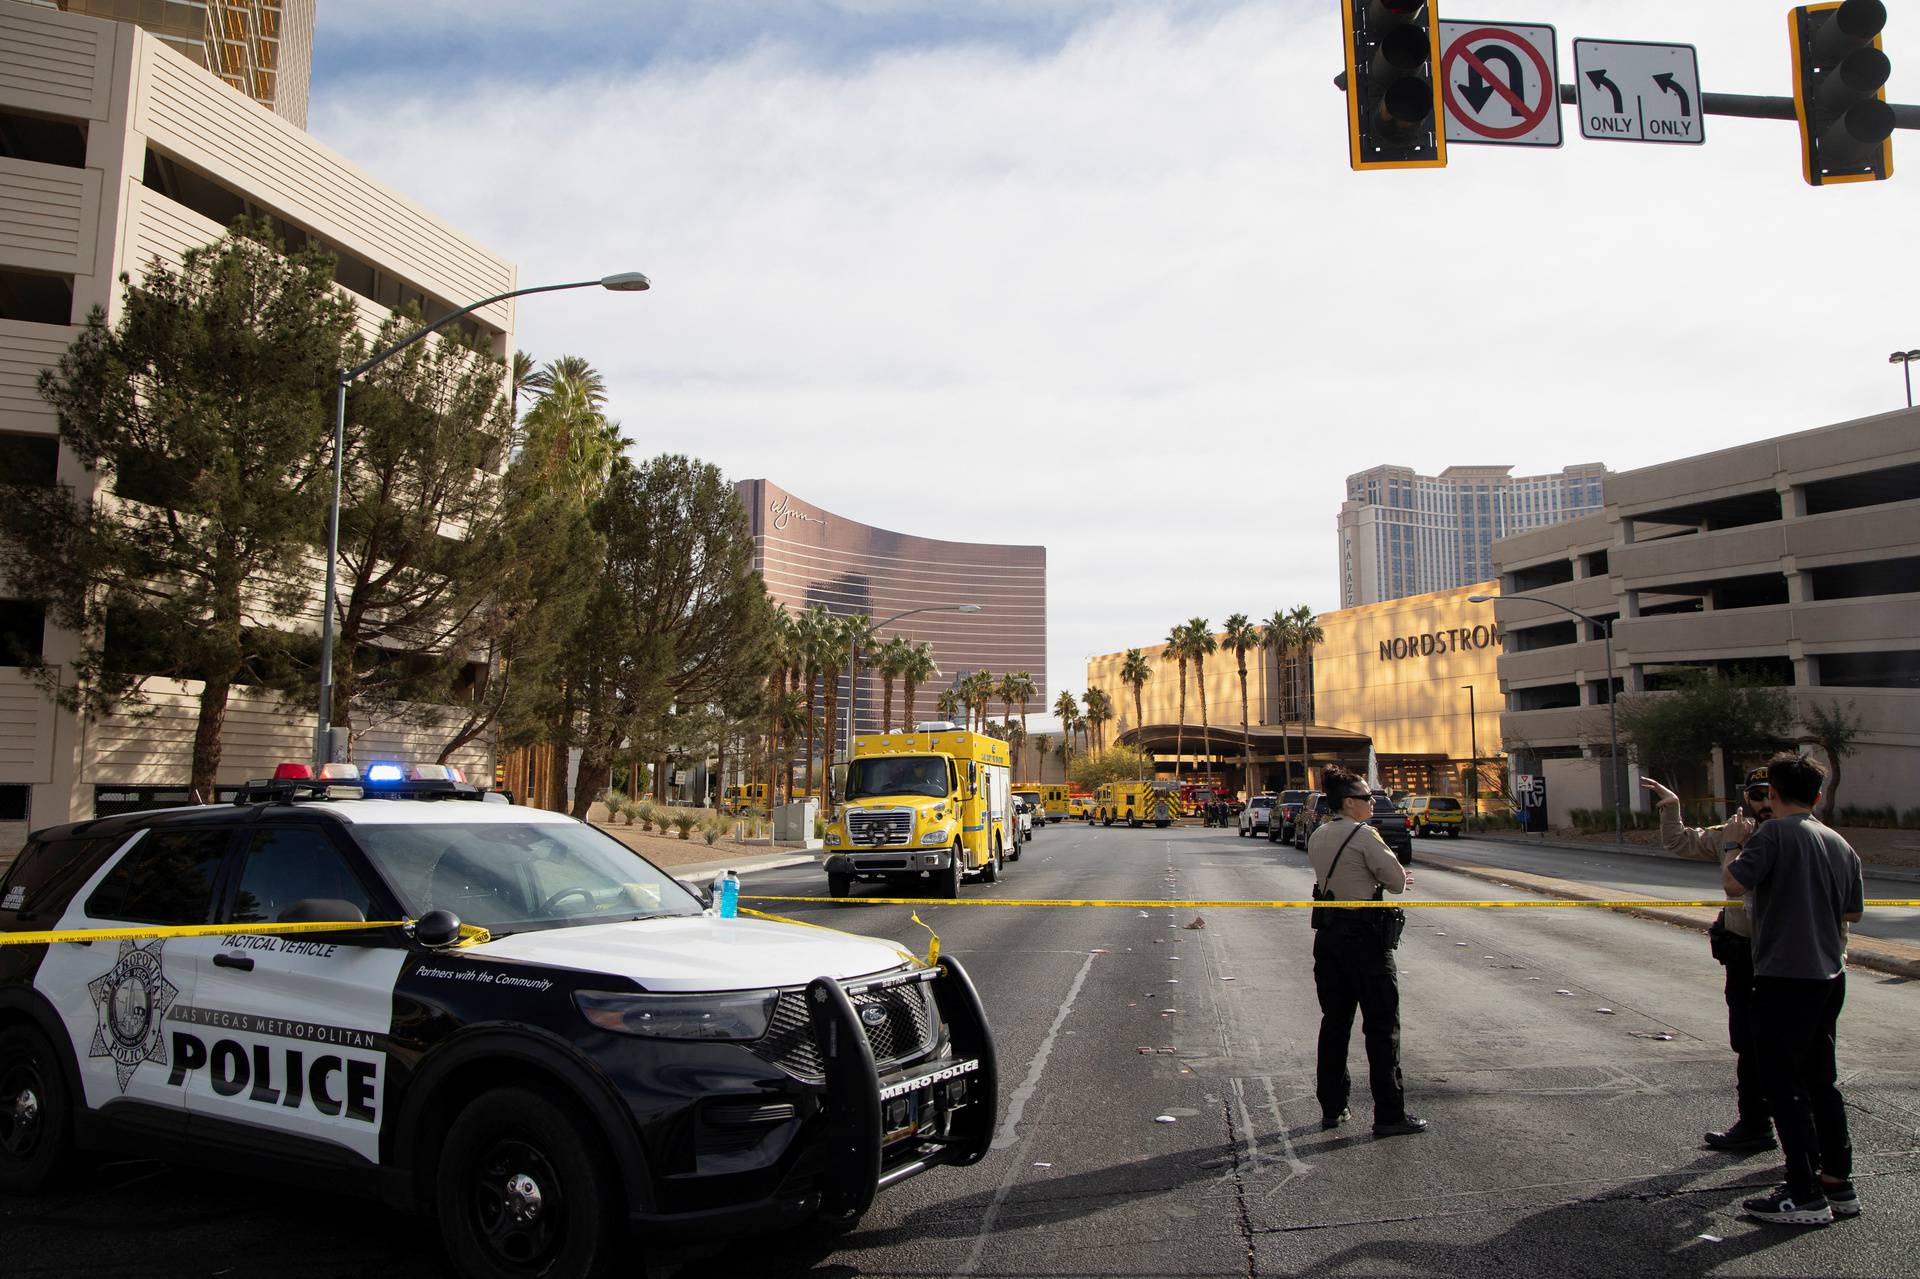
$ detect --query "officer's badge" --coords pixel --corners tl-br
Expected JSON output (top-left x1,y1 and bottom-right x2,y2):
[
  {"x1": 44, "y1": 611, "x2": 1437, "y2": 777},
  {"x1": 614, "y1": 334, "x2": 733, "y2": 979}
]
[{"x1": 86, "y1": 940, "x2": 179, "y2": 1092}]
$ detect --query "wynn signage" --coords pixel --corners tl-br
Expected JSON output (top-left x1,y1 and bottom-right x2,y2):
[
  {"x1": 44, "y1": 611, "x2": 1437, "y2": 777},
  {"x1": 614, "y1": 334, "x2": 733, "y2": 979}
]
[
  {"x1": 768, "y1": 494, "x2": 826, "y2": 533},
  {"x1": 1378, "y1": 625, "x2": 1500, "y2": 662}
]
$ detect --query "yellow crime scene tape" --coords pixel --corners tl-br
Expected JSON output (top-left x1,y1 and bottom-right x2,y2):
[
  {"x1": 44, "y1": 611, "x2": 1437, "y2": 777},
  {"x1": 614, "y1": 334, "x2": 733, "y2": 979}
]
[
  {"x1": 744, "y1": 895, "x2": 1920, "y2": 910},
  {"x1": 0, "y1": 919, "x2": 493, "y2": 947}
]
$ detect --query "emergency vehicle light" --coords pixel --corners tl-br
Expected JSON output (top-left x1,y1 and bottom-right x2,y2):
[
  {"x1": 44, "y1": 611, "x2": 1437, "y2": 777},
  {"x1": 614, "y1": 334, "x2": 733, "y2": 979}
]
[
  {"x1": 318, "y1": 762, "x2": 361, "y2": 781},
  {"x1": 365, "y1": 762, "x2": 406, "y2": 783},
  {"x1": 409, "y1": 764, "x2": 452, "y2": 781},
  {"x1": 272, "y1": 762, "x2": 314, "y2": 780}
]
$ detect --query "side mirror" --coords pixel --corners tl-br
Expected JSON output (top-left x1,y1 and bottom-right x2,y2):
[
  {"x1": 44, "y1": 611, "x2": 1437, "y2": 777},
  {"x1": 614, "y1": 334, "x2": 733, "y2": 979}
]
[
  {"x1": 278, "y1": 898, "x2": 368, "y2": 926},
  {"x1": 414, "y1": 909, "x2": 464, "y2": 948}
]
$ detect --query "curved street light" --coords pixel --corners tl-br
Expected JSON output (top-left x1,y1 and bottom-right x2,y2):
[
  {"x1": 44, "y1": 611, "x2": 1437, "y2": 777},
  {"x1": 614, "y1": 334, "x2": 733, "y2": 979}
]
[
  {"x1": 1890, "y1": 349, "x2": 1920, "y2": 409},
  {"x1": 1468, "y1": 592, "x2": 1624, "y2": 844},
  {"x1": 842, "y1": 604, "x2": 983, "y2": 771},
  {"x1": 315, "y1": 272, "x2": 651, "y2": 765}
]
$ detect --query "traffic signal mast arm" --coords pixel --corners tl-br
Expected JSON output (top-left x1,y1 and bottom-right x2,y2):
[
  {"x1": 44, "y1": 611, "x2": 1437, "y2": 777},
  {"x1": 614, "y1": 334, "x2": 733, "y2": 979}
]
[{"x1": 1334, "y1": 71, "x2": 1920, "y2": 130}]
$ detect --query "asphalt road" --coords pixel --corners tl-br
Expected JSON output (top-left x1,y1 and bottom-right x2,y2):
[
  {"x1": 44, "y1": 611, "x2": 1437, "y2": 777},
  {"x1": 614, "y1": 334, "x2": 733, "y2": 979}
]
[
  {"x1": 4, "y1": 821, "x2": 1916, "y2": 1277},
  {"x1": 1421, "y1": 832, "x2": 1920, "y2": 946}
]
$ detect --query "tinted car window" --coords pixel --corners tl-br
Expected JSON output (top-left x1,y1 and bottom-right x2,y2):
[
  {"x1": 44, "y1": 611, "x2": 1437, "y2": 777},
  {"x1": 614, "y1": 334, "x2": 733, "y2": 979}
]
[
  {"x1": 1427, "y1": 797, "x2": 1461, "y2": 812},
  {"x1": 1, "y1": 835, "x2": 122, "y2": 920},
  {"x1": 1279, "y1": 790, "x2": 1308, "y2": 805},
  {"x1": 86, "y1": 828, "x2": 230, "y2": 925},
  {"x1": 230, "y1": 827, "x2": 375, "y2": 924},
  {"x1": 1249, "y1": 797, "x2": 1274, "y2": 809},
  {"x1": 1371, "y1": 796, "x2": 1401, "y2": 817}
]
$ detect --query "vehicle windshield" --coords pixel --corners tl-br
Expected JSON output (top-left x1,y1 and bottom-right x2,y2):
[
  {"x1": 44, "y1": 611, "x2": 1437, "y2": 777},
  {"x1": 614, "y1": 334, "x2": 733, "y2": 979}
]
[
  {"x1": 846, "y1": 755, "x2": 950, "y2": 800},
  {"x1": 1250, "y1": 797, "x2": 1274, "y2": 808},
  {"x1": 1279, "y1": 790, "x2": 1308, "y2": 805},
  {"x1": 1371, "y1": 796, "x2": 1402, "y2": 816},
  {"x1": 353, "y1": 821, "x2": 703, "y2": 935},
  {"x1": 1427, "y1": 797, "x2": 1461, "y2": 811}
]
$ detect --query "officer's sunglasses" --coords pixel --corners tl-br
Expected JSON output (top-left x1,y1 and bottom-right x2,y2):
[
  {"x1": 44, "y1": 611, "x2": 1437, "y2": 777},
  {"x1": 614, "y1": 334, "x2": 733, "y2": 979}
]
[{"x1": 1744, "y1": 784, "x2": 1770, "y2": 805}]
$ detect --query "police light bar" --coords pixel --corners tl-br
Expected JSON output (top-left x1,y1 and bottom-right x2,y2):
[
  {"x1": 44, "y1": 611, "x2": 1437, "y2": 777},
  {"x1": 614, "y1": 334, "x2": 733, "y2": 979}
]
[
  {"x1": 365, "y1": 762, "x2": 406, "y2": 784},
  {"x1": 318, "y1": 762, "x2": 361, "y2": 781},
  {"x1": 272, "y1": 762, "x2": 314, "y2": 780},
  {"x1": 410, "y1": 764, "x2": 453, "y2": 781}
]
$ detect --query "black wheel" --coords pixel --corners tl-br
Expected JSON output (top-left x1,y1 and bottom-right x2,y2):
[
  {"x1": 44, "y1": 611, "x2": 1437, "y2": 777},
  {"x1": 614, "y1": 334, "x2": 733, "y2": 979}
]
[
  {"x1": 0, "y1": 1025, "x2": 77, "y2": 1195},
  {"x1": 828, "y1": 872, "x2": 852, "y2": 899},
  {"x1": 939, "y1": 847, "x2": 963, "y2": 899},
  {"x1": 435, "y1": 1087, "x2": 622, "y2": 1279}
]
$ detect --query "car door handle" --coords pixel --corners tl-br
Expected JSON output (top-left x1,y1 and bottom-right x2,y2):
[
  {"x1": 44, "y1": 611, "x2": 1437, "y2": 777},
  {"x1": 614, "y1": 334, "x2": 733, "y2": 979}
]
[{"x1": 212, "y1": 953, "x2": 254, "y2": 971}]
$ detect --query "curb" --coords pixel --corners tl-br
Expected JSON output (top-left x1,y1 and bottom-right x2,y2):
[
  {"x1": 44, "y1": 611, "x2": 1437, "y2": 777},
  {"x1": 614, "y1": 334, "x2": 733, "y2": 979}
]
[
  {"x1": 671, "y1": 852, "x2": 819, "y2": 885},
  {"x1": 1421, "y1": 852, "x2": 1920, "y2": 981}
]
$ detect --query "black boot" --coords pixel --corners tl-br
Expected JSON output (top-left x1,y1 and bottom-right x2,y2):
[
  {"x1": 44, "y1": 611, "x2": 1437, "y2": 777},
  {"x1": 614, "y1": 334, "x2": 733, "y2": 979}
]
[{"x1": 1705, "y1": 1118, "x2": 1776, "y2": 1151}]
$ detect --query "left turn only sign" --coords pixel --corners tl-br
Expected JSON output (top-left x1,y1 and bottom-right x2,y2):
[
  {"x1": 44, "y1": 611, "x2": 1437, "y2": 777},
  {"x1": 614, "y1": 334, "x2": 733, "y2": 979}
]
[{"x1": 1439, "y1": 22, "x2": 1562, "y2": 148}]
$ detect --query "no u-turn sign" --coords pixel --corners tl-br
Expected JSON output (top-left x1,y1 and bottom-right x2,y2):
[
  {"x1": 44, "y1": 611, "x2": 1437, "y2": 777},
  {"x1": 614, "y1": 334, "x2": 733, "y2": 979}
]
[{"x1": 1438, "y1": 21, "x2": 1562, "y2": 148}]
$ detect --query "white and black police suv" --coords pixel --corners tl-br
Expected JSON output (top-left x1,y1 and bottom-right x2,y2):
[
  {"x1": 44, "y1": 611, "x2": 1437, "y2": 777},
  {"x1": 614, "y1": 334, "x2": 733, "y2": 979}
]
[{"x1": 0, "y1": 763, "x2": 997, "y2": 1277}]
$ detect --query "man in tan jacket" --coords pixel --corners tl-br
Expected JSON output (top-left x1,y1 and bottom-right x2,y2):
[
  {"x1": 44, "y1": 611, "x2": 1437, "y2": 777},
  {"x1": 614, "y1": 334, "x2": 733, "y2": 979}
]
[
  {"x1": 1642, "y1": 770, "x2": 1775, "y2": 1152},
  {"x1": 1309, "y1": 766, "x2": 1425, "y2": 1138}
]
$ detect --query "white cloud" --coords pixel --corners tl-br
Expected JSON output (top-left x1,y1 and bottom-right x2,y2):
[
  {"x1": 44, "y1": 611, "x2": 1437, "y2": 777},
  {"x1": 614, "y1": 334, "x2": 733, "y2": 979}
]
[{"x1": 309, "y1": 0, "x2": 1920, "y2": 708}]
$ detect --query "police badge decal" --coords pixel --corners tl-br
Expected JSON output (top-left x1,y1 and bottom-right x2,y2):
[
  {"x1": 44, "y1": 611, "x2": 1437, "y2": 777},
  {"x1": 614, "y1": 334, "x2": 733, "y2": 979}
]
[{"x1": 86, "y1": 940, "x2": 179, "y2": 1092}]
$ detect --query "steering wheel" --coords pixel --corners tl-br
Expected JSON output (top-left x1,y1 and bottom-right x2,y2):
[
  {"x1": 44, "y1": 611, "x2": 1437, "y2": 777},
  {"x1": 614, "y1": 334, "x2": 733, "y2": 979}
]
[{"x1": 539, "y1": 885, "x2": 597, "y2": 915}]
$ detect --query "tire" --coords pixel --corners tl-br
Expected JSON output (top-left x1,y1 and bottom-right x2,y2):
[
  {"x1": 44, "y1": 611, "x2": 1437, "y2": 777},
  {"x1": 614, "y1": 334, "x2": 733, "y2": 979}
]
[
  {"x1": 435, "y1": 1086, "x2": 623, "y2": 1279},
  {"x1": 1449, "y1": 826, "x2": 1461, "y2": 839},
  {"x1": 0, "y1": 1025, "x2": 78, "y2": 1195},
  {"x1": 828, "y1": 872, "x2": 852, "y2": 899},
  {"x1": 981, "y1": 843, "x2": 1001, "y2": 884},
  {"x1": 939, "y1": 847, "x2": 963, "y2": 899}
]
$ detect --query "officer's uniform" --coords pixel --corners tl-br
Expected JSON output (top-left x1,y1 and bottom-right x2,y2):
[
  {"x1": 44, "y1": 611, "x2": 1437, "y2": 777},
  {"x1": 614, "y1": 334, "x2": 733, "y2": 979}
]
[{"x1": 1308, "y1": 812, "x2": 1411, "y2": 1124}]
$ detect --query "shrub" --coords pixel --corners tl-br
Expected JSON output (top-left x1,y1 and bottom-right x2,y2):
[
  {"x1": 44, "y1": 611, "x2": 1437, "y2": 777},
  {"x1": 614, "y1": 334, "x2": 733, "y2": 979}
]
[
  {"x1": 602, "y1": 793, "x2": 624, "y2": 823},
  {"x1": 814, "y1": 815, "x2": 827, "y2": 840},
  {"x1": 702, "y1": 816, "x2": 722, "y2": 846},
  {"x1": 673, "y1": 813, "x2": 697, "y2": 840},
  {"x1": 634, "y1": 800, "x2": 657, "y2": 832}
]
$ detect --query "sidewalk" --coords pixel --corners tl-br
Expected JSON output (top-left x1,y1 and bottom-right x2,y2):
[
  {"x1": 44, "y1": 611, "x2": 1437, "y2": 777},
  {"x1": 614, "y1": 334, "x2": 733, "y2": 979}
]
[
  {"x1": 1421, "y1": 848, "x2": 1920, "y2": 981},
  {"x1": 1467, "y1": 830, "x2": 1920, "y2": 883},
  {"x1": 668, "y1": 850, "x2": 820, "y2": 885},
  {"x1": 1471, "y1": 825, "x2": 1920, "y2": 873}
]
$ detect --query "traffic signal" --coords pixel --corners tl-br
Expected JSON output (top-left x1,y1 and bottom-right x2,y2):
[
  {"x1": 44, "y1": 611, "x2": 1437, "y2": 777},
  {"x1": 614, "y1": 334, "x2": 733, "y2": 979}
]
[
  {"x1": 1340, "y1": 0, "x2": 1447, "y2": 171},
  {"x1": 1789, "y1": 0, "x2": 1895, "y2": 185}
]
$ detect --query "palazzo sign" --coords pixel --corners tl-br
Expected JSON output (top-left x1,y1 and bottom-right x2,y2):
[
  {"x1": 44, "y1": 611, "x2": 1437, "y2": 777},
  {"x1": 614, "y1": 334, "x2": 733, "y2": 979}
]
[{"x1": 1378, "y1": 624, "x2": 1501, "y2": 663}]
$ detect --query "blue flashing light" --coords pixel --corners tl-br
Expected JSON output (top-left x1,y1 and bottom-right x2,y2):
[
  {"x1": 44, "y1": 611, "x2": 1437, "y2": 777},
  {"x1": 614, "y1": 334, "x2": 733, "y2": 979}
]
[{"x1": 365, "y1": 762, "x2": 406, "y2": 784}]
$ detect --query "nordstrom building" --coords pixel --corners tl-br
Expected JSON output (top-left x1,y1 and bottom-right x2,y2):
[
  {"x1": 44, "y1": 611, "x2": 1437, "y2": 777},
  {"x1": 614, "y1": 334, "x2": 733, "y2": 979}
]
[{"x1": 1086, "y1": 582, "x2": 1506, "y2": 797}]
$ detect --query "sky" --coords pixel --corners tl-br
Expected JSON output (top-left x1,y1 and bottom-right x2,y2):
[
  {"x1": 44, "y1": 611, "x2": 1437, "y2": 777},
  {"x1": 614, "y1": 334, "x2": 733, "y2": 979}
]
[{"x1": 307, "y1": 1, "x2": 1919, "y2": 728}]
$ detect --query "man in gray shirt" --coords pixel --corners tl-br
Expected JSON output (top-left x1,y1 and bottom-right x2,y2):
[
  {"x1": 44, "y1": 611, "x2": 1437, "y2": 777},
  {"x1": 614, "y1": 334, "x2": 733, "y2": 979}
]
[{"x1": 1722, "y1": 752, "x2": 1866, "y2": 1228}]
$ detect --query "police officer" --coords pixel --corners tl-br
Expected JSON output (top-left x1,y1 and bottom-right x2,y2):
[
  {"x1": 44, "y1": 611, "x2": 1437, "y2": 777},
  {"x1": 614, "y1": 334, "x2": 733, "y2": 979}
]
[
  {"x1": 1309, "y1": 765, "x2": 1426, "y2": 1137},
  {"x1": 1642, "y1": 769, "x2": 1775, "y2": 1153}
]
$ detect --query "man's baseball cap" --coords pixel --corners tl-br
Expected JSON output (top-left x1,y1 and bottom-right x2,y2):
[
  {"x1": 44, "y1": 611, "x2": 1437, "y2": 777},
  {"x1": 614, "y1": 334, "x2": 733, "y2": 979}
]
[{"x1": 1744, "y1": 766, "x2": 1771, "y2": 798}]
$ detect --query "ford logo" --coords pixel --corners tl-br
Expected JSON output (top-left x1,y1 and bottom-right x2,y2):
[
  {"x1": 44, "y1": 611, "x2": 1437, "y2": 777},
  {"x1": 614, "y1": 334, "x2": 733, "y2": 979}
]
[{"x1": 860, "y1": 1006, "x2": 888, "y2": 1028}]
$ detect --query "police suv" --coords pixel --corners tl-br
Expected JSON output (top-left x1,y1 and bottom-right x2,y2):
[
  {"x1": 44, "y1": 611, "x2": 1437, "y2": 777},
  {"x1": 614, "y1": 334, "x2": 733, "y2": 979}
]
[{"x1": 0, "y1": 764, "x2": 997, "y2": 1277}]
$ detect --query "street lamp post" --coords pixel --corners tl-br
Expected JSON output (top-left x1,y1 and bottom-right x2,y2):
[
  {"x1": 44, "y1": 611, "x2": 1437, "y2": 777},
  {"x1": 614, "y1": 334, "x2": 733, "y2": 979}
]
[
  {"x1": 1460, "y1": 683, "x2": 1477, "y2": 836},
  {"x1": 841, "y1": 606, "x2": 982, "y2": 780},
  {"x1": 1469, "y1": 593, "x2": 1624, "y2": 844},
  {"x1": 314, "y1": 272, "x2": 650, "y2": 766},
  {"x1": 1891, "y1": 349, "x2": 1920, "y2": 409}
]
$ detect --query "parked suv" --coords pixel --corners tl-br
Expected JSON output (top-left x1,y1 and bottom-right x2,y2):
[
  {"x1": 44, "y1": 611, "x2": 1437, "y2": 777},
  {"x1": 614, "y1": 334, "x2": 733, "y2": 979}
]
[
  {"x1": 1290, "y1": 791, "x2": 1330, "y2": 850},
  {"x1": 1237, "y1": 794, "x2": 1276, "y2": 838},
  {"x1": 0, "y1": 764, "x2": 997, "y2": 1276},
  {"x1": 1267, "y1": 789, "x2": 1309, "y2": 844},
  {"x1": 1406, "y1": 795, "x2": 1464, "y2": 838},
  {"x1": 1368, "y1": 791, "x2": 1415, "y2": 865},
  {"x1": 1013, "y1": 794, "x2": 1036, "y2": 846}
]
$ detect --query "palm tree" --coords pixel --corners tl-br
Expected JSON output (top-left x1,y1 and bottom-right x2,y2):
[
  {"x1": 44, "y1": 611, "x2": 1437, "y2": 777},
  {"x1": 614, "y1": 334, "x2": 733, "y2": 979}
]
[
  {"x1": 962, "y1": 671, "x2": 995, "y2": 734},
  {"x1": 523, "y1": 354, "x2": 609, "y2": 408},
  {"x1": 1222, "y1": 613, "x2": 1260, "y2": 797},
  {"x1": 1186, "y1": 617, "x2": 1217, "y2": 789},
  {"x1": 797, "y1": 606, "x2": 832, "y2": 800},
  {"x1": 1261, "y1": 610, "x2": 1294, "y2": 789},
  {"x1": 902, "y1": 641, "x2": 938, "y2": 730},
  {"x1": 1005, "y1": 717, "x2": 1027, "y2": 774},
  {"x1": 767, "y1": 690, "x2": 809, "y2": 807},
  {"x1": 518, "y1": 364, "x2": 622, "y2": 503},
  {"x1": 510, "y1": 349, "x2": 537, "y2": 421},
  {"x1": 1120, "y1": 647, "x2": 1152, "y2": 739},
  {"x1": 876, "y1": 637, "x2": 910, "y2": 733},
  {"x1": 1053, "y1": 689, "x2": 1079, "y2": 778},
  {"x1": 999, "y1": 671, "x2": 1036, "y2": 772},
  {"x1": 1165, "y1": 624, "x2": 1192, "y2": 784},
  {"x1": 1084, "y1": 687, "x2": 1114, "y2": 752},
  {"x1": 764, "y1": 608, "x2": 797, "y2": 803},
  {"x1": 1288, "y1": 604, "x2": 1324, "y2": 788},
  {"x1": 819, "y1": 612, "x2": 872, "y2": 816},
  {"x1": 935, "y1": 687, "x2": 962, "y2": 723}
]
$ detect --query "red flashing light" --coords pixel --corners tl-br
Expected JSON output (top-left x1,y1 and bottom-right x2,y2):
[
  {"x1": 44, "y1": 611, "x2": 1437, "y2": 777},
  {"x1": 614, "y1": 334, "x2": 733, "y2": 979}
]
[{"x1": 273, "y1": 762, "x2": 314, "y2": 780}]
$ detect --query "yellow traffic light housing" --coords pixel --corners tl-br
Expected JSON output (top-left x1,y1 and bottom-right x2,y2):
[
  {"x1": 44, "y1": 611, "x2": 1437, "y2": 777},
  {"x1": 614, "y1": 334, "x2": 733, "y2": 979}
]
[
  {"x1": 1341, "y1": 0, "x2": 1448, "y2": 171},
  {"x1": 1790, "y1": 0, "x2": 1894, "y2": 185}
]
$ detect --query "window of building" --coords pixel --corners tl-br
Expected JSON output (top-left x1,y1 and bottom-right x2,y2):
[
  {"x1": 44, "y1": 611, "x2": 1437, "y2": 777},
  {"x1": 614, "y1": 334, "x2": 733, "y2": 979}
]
[
  {"x1": 0, "y1": 268, "x2": 74, "y2": 326},
  {"x1": 1581, "y1": 549, "x2": 1610, "y2": 577},
  {"x1": 0, "y1": 433, "x2": 58, "y2": 488},
  {"x1": 1816, "y1": 649, "x2": 1920, "y2": 689},
  {"x1": 1800, "y1": 462, "x2": 1920, "y2": 517},
  {"x1": 1806, "y1": 556, "x2": 1920, "y2": 601},
  {"x1": 1586, "y1": 676, "x2": 1624, "y2": 705},
  {"x1": 1711, "y1": 574, "x2": 1791, "y2": 611},
  {"x1": 0, "y1": 108, "x2": 88, "y2": 168},
  {"x1": 0, "y1": 784, "x2": 27, "y2": 823},
  {"x1": 1510, "y1": 683, "x2": 1581, "y2": 711},
  {"x1": 0, "y1": 600, "x2": 45, "y2": 666},
  {"x1": 86, "y1": 827, "x2": 232, "y2": 925},
  {"x1": 1508, "y1": 559, "x2": 1575, "y2": 592}
]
